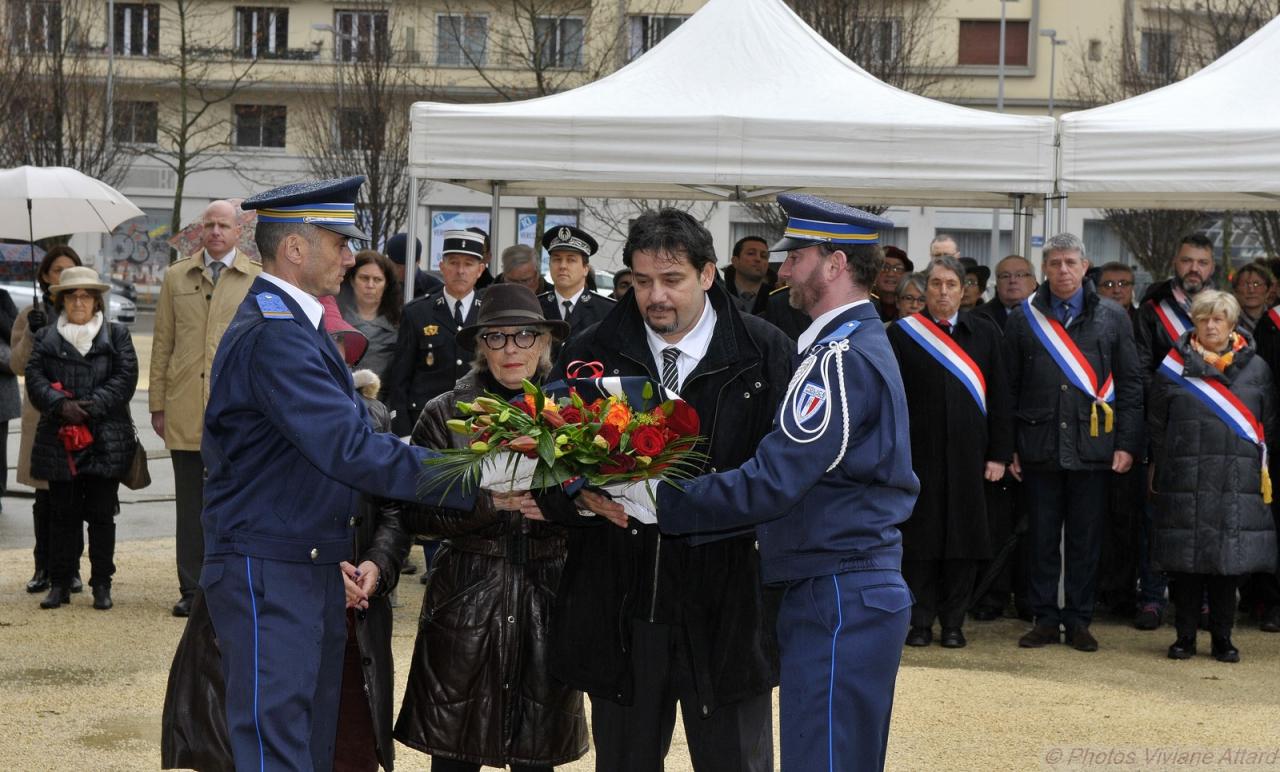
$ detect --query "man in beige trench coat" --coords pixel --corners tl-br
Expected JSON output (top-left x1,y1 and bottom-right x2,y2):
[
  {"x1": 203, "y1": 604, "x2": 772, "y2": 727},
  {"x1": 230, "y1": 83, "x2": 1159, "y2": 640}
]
[{"x1": 150, "y1": 200, "x2": 260, "y2": 617}]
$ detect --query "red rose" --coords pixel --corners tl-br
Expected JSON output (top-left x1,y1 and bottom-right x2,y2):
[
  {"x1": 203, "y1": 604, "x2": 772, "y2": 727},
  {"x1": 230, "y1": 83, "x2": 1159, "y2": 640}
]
[
  {"x1": 598, "y1": 424, "x2": 622, "y2": 451},
  {"x1": 631, "y1": 425, "x2": 668, "y2": 456},
  {"x1": 560, "y1": 406, "x2": 584, "y2": 424},
  {"x1": 666, "y1": 400, "x2": 700, "y2": 436},
  {"x1": 600, "y1": 453, "x2": 637, "y2": 475}
]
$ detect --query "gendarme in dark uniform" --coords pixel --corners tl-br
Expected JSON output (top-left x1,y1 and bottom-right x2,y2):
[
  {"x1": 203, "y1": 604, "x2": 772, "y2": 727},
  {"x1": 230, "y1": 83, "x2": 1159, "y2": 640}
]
[
  {"x1": 656, "y1": 195, "x2": 918, "y2": 771},
  {"x1": 197, "y1": 176, "x2": 474, "y2": 771},
  {"x1": 385, "y1": 230, "x2": 485, "y2": 436},
  {"x1": 537, "y1": 225, "x2": 615, "y2": 349}
]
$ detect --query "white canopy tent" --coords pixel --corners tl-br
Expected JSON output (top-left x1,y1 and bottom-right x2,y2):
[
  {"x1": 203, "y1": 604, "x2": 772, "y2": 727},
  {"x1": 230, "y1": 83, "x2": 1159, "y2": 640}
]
[
  {"x1": 1059, "y1": 14, "x2": 1280, "y2": 210},
  {"x1": 406, "y1": 0, "x2": 1056, "y2": 210}
]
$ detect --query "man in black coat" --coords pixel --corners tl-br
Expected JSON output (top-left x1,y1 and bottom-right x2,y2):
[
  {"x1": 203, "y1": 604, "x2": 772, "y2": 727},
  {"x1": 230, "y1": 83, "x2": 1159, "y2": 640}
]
[
  {"x1": 385, "y1": 230, "x2": 486, "y2": 435},
  {"x1": 760, "y1": 284, "x2": 810, "y2": 340},
  {"x1": 548, "y1": 209, "x2": 794, "y2": 772},
  {"x1": 538, "y1": 225, "x2": 615, "y2": 350},
  {"x1": 970, "y1": 253, "x2": 1038, "y2": 621},
  {"x1": 1004, "y1": 233, "x2": 1142, "y2": 652},
  {"x1": 722, "y1": 235, "x2": 775, "y2": 315},
  {"x1": 1130, "y1": 233, "x2": 1216, "y2": 628},
  {"x1": 888, "y1": 256, "x2": 1013, "y2": 649}
]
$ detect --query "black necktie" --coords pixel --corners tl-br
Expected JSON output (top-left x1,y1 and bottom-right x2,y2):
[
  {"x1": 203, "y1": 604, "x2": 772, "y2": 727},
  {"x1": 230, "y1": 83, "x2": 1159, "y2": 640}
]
[
  {"x1": 208, "y1": 261, "x2": 224, "y2": 286},
  {"x1": 562, "y1": 299, "x2": 573, "y2": 320},
  {"x1": 661, "y1": 347, "x2": 680, "y2": 394},
  {"x1": 937, "y1": 319, "x2": 952, "y2": 335},
  {"x1": 454, "y1": 299, "x2": 464, "y2": 327}
]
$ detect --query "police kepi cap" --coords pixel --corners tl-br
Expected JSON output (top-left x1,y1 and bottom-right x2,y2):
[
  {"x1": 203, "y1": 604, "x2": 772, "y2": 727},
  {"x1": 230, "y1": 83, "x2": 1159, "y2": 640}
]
[
  {"x1": 770, "y1": 193, "x2": 894, "y2": 252},
  {"x1": 242, "y1": 176, "x2": 369, "y2": 240},
  {"x1": 541, "y1": 225, "x2": 598, "y2": 259},
  {"x1": 441, "y1": 230, "x2": 486, "y2": 261}
]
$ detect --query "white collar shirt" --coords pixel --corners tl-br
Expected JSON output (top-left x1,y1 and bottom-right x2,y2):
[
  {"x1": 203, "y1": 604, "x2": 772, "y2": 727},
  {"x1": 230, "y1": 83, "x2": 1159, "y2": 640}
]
[
  {"x1": 259, "y1": 272, "x2": 324, "y2": 330},
  {"x1": 644, "y1": 296, "x2": 718, "y2": 392},
  {"x1": 797, "y1": 299, "x2": 872, "y2": 354}
]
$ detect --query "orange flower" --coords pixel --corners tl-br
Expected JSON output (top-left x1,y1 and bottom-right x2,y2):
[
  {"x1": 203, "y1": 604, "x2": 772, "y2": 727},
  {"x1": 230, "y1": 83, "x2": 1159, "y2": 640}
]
[{"x1": 603, "y1": 401, "x2": 633, "y2": 432}]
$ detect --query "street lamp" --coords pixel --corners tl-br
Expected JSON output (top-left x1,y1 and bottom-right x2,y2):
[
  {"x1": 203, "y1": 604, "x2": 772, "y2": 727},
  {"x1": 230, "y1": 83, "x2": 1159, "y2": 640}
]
[
  {"x1": 996, "y1": 0, "x2": 1019, "y2": 112},
  {"x1": 1039, "y1": 29, "x2": 1069, "y2": 115}
]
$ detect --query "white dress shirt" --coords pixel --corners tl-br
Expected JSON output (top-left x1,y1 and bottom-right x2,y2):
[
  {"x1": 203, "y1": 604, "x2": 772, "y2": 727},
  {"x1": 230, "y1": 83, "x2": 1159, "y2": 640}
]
[
  {"x1": 259, "y1": 272, "x2": 324, "y2": 330},
  {"x1": 644, "y1": 296, "x2": 718, "y2": 391},
  {"x1": 797, "y1": 299, "x2": 872, "y2": 353}
]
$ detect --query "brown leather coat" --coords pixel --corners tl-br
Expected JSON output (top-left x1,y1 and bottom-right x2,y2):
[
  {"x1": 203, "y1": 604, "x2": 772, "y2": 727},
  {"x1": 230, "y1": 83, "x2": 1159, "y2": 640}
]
[{"x1": 393, "y1": 369, "x2": 588, "y2": 767}]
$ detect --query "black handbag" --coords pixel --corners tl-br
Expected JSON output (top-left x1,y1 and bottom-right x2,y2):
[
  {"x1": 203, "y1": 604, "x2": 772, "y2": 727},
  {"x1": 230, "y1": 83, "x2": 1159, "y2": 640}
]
[{"x1": 122, "y1": 433, "x2": 151, "y2": 490}]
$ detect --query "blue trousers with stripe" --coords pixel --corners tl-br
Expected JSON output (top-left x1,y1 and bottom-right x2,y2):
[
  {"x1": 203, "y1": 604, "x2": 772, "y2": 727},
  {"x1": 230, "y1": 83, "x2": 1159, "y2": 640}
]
[
  {"x1": 777, "y1": 569, "x2": 911, "y2": 772},
  {"x1": 201, "y1": 556, "x2": 347, "y2": 772}
]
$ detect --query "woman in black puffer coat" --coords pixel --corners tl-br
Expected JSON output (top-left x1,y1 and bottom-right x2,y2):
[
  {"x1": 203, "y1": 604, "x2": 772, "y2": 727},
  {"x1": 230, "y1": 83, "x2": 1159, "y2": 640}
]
[
  {"x1": 25, "y1": 267, "x2": 138, "y2": 611},
  {"x1": 1149, "y1": 290, "x2": 1277, "y2": 663}
]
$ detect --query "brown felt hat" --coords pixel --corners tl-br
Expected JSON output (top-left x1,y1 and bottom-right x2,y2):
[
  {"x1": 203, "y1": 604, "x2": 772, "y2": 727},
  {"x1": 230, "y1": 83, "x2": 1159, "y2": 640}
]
[{"x1": 456, "y1": 283, "x2": 570, "y2": 351}]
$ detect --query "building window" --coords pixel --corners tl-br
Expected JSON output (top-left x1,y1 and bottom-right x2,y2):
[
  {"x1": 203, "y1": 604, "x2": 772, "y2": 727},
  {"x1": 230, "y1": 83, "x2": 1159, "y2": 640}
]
[
  {"x1": 436, "y1": 14, "x2": 486, "y2": 66},
  {"x1": 234, "y1": 104, "x2": 286, "y2": 148},
  {"x1": 534, "y1": 17, "x2": 583, "y2": 69},
  {"x1": 957, "y1": 20, "x2": 1029, "y2": 66},
  {"x1": 337, "y1": 109, "x2": 368, "y2": 150},
  {"x1": 858, "y1": 17, "x2": 901, "y2": 65},
  {"x1": 627, "y1": 14, "x2": 686, "y2": 60},
  {"x1": 112, "y1": 3, "x2": 160, "y2": 57},
  {"x1": 335, "y1": 9, "x2": 388, "y2": 62},
  {"x1": 1088, "y1": 38, "x2": 1103, "y2": 62},
  {"x1": 114, "y1": 101, "x2": 158, "y2": 144},
  {"x1": 235, "y1": 7, "x2": 288, "y2": 59},
  {"x1": 1140, "y1": 30, "x2": 1176, "y2": 78},
  {"x1": 10, "y1": 0, "x2": 62, "y2": 53}
]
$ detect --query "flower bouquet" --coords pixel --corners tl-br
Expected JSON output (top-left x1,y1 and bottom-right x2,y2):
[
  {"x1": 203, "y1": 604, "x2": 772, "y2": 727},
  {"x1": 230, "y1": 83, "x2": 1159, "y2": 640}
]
[{"x1": 417, "y1": 374, "x2": 706, "y2": 501}]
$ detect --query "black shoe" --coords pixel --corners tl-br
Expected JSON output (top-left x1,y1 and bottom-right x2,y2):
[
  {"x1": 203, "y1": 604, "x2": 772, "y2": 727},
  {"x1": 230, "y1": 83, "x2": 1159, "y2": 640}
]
[
  {"x1": 971, "y1": 606, "x2": 1000, "y2": 622},
  {"x1": 26, "y1": 569, "x2": 50, "y2": 593},
  {"x1": 172, "y1": 597, "x2": 192, "y2": 617},
  {"x1": 400, "y1": 560, "x2": 418, "y2": 575},
  {"x1": 92, "y1": 585, "x2": 113, "y2": 611},
  {"x1": 1019, "y1": 623, "x2": 1061, "y2": 648},
  {"x1": 419, "y1": 572, "x2": 429, "y2": 585},
  {"x1": 905, "y1": 626, "x2": 932, "y2": 647},
  {"x1": 1134, "y1": 603, "x2": 1162, "y2": 631},
  {"x1": 1211, "y1": 636, "x2": 1239, "y2": 663},
  {"x1": 1260, "y1": 607, "x2": 1280, "y2": 633},
  {"x1": 70, "y1": 574, "x2": 83, "y2": 594},
  {"x1": 40, "y1": 586, "x2": 70, "y2": 609},
  {"x1": 1167, "y1": 635, "x2": 1197, "y2": 659},
  {"x1": 1066, "y1": 625, "x2": 1099, "y2": 652},
  {"x1": 940, "y1": 627, "x2": 967, "y2": 648}
]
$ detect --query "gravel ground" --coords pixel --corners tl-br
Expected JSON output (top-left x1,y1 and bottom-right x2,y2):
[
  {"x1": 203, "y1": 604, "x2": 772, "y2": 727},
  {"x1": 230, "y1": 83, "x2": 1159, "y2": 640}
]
[{"x1": 3, "y1": 537, "x2": 1280, "y2": 771}]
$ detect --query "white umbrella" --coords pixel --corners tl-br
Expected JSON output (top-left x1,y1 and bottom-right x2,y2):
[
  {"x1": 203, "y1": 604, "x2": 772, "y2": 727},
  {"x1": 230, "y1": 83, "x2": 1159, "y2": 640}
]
[{"x1": 0, "y1": 165, "x2": 144, "y2": 291}]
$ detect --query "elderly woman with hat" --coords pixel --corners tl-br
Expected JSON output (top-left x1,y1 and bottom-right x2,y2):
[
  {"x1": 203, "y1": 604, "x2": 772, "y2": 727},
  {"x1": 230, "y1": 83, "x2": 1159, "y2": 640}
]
[
  {"x1": 25, "y1": 267, "x2": 138, "y2": 610},
  {"x1": 394, "y1": 283, "x2": 587, "y2": 772}
]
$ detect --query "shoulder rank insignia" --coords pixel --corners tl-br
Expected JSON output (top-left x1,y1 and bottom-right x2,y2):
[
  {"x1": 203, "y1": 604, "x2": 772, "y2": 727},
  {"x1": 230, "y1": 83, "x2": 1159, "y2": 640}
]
[
  {"x1": 256, "y1": 292, "x2": 293, "y2": 319},
  {"x1": 815, "y1": 320, "x2": 861, "y2": 346},
  {"x1": 424, "y1": 324, "x2": 439, "y2": 336}
]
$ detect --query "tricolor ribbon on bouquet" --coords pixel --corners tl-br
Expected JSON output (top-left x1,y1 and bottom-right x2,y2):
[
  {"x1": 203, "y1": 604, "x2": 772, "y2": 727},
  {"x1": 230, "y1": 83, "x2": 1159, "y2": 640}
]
[
  {"x1": 1023, "y1": 299, "x2": 1115, "y2": 437},
  {"x1": 1157, "y1": 348, "x2": 1272, "y2": 504},
  {"x1": 896, "y1": 313, "x2": 987, "y2": 416}
]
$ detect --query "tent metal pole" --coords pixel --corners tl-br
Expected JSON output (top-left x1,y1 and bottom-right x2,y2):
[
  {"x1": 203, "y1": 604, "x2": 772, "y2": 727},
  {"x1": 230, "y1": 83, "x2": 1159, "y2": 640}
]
[
  {"x1": 489, "y1": 182, "x2": 501, "y2": 257},
  {"x1": 1011, "y1": 194, "x2": 1026, "y2": 258},
  {"x1": 1057, "y1": 193, "x2": 1068, "y2": 233},
  {"x1": 403, "y1": 176, "x2": 419, "y2": 305}
]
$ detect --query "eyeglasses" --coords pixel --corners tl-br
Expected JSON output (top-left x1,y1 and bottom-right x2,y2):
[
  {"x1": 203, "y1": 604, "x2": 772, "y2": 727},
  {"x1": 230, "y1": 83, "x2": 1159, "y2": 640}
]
[
  {"x1": 899, "y1": 294, "x2": 925, "y2": 304},
  {"x1": 1237, "y1": 280, "x2": 1268, "y2": 290},
  {"x1": 962, "y1": 278, "x2": 980, "y2": 287},
  {"x1": 64, "y1": 290, "x2": 96, "y2": 304},
  {"x1": 880, "y1": 264, "x2": 907, "y2": 274},
  {"x1": 997, "y1": 271, "x2": 1034, "y2": 281},
  {"x1": 479, "y1": 330, "x2": 543, "y2": 350},
  {"x1": 1099, "y1": 279, "x2": 1133, "y2": 289}
]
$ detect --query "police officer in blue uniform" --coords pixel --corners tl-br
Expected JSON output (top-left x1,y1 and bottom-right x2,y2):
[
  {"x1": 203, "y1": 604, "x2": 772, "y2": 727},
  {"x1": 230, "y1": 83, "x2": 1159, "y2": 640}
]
[
  {"x1": 199, "y1": 176, "x2": 477, "y2": 772},
  {"x1": 537, "y1": 224, "x2": 615, "y2": 346},
  {"x1": 649, "y1": 194, "x2": 919, "y2": 771}
]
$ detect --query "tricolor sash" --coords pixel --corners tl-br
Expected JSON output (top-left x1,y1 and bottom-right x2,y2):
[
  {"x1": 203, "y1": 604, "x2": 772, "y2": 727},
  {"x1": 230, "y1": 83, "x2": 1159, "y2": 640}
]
[
  {"x1": 897, "y1": 313, "x2": 987, "y2": 415},
  {"x1": 1153, "y1": 299, "x2": 1192, "y2": 343},
  {"x1": 1267, "y1": 304, "x2": 1280, "y2": 332},
  {"x1": 1023, "y1": 299, "x2": 1115, "y2": 436},
  {"x1": 1157, "y1": 349, "x2": 1271, "y2": 503}
]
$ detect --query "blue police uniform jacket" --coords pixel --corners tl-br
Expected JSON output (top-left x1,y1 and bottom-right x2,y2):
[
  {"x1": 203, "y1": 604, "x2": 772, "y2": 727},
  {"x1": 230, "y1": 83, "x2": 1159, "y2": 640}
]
[
  {"x1": 657, "y1": 301, "x2": 918, "y2": 584},
  {"x1": 201, "y1": 277, "x2": 474, "y2": 565}
]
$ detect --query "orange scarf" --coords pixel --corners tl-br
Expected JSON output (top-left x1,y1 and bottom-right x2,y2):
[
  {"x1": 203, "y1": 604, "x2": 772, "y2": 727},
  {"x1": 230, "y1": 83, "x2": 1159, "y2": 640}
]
[{"x1": 1189, "y1": 332, "x2": 1245, "y2": 373}]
